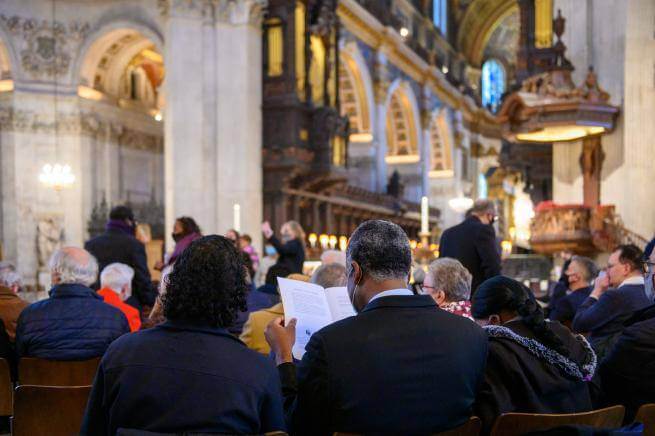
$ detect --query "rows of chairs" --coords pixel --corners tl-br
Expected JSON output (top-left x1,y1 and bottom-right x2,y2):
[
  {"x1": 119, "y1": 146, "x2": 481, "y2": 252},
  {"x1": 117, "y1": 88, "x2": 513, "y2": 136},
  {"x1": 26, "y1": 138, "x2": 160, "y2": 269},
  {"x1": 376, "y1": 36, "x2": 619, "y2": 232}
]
[{"x1": 0, "y1": 357, "x2": 652, "y2": 435}]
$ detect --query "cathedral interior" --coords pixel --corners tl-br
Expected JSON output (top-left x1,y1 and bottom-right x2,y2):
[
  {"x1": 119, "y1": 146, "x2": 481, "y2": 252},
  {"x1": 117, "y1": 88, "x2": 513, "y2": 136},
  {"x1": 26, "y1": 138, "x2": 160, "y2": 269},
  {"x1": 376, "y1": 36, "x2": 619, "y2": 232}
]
[{"x1": 0, "y1": 0, "x2": 653, "y2": 289}]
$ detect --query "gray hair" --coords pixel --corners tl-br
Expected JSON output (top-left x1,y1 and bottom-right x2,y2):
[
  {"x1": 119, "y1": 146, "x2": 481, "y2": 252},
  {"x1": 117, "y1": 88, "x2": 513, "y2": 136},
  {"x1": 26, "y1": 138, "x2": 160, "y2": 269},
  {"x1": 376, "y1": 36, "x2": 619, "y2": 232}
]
[
  {"x1": 0, "y1": 262, "x2": 21, "y2": 288},
  {"x1": 100, "y1": 263, "x2": 134, "y2": 296},
  {"x1": 470, "y1": 199, "x2": 496, "y2": 215},
  {"x1": 346, "y1": 220, "x2": 411, "y2": 282},
  {"x1": 571, "y1": 256, "x2": 598, "y2": 282},
  {"x1": 320, "y1": 250, "x2": 346, "y2": 267},
  {"x1": 427, "y1": 258, "x2": 472, "y2": 302},
  {"x1": 49, "y1": 247, "x2": 99, "y2": 287},
  {"x1": 311, "y1": 263, "x2": 347, "y2": 288}
]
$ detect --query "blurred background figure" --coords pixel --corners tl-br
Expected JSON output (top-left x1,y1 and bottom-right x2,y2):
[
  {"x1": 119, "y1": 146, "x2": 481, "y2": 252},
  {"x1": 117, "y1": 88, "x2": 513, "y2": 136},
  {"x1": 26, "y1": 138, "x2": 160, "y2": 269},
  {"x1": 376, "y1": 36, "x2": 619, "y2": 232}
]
[
  {"x1": 262, "y1": 220, "x2": 306, "y2": 274},
  {"x1": 255, "y1": 243, "x2": 278, "y2": 287},
  {"x1": 156, "y1": 216, "x2": 202, "y2": 270},
  {"x1": 99, "y1": 263, "x2": 142, "y2": 332},
  {"x1": 0, "y1": 262, "x2": 28, "y2": 341},
  {"x1": 549, "y1": 256, "x2": 598, "y2": 328},
  {"x1": 239, "y1": 234, "x2": 260, "y2": 272},
  {"x1": 310, "y1": 263, "x2": 347, "y2": 288},
  {"x1": 320, "y1": 250, "x2": 346, "y2": 267}
]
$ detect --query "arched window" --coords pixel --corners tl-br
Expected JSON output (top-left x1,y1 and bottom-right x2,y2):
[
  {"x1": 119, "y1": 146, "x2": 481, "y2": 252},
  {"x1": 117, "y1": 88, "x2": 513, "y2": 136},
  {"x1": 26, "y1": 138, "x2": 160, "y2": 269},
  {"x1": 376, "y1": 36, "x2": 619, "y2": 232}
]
[
  {"x1": 432, "y1": 0, "x2": 447, "y2": 36},
  {"x1": 481, "y1": 59, "x2": 505, "y2": 112}
]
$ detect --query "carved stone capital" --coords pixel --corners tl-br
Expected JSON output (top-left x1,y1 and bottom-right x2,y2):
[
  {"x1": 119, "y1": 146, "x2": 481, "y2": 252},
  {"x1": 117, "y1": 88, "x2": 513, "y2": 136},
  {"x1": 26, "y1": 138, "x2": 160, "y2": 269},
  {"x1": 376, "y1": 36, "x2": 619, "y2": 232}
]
[{"x1": 216, "y1": 0, "x2": 267, "y2": 26}]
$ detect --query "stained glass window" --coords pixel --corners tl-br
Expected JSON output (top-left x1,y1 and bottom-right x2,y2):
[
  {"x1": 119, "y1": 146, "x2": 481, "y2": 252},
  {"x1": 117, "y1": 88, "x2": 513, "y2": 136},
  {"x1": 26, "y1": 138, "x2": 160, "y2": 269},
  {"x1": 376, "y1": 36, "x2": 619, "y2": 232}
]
[
  {"x1": 432, "y1": 0, "x2": 447, "y2": 36},
  {"x1": 481, "y1": 59, "x2": 505, "y2": 113}
]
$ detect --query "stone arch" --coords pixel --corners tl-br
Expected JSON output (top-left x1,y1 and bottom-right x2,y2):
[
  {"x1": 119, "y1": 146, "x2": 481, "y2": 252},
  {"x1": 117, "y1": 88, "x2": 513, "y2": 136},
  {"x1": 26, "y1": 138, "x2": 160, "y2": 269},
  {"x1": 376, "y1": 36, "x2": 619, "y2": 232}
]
[
  {"x1": 0, "y1": 20, "x2": 19, "y2": 83},
  {"x1": 75, "y1": 20, "x2": 164, "y2": 110},
  {"x1": 428, "y1": 108, "x2": 454, "y2": 178},
  {"x1": 338, "y1": 42, "x2": 374, "y2": 142},
  {"x1": 384, "y1": 80, "x2": 421, "y2": 164}
]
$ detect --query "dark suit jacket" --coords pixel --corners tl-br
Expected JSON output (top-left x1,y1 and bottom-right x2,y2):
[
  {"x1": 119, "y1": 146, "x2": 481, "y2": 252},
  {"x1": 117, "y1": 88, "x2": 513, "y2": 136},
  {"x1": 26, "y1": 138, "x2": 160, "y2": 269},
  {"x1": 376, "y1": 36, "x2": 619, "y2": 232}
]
[
  {"x1": 81, "y1": 321, "x2": 286, "y2": 435},
  {"x1": 268, "y1": 236, "x2": 305, "y2": 274},
  {"x1": 85, "y1": 228, "x2": 156, "y2": 308},
  {"x1": 549, "y1": 286, "x2": 593, "y2": 327},
  {"x1": 599, "y1": 304, "x2": 655, "y2": 422},
  {"x1": 278, "y1": 295, "x2": 488, "y2": 435},
  {"x1": 439, "y1": 216, "x2": 501, "y2": 294}
]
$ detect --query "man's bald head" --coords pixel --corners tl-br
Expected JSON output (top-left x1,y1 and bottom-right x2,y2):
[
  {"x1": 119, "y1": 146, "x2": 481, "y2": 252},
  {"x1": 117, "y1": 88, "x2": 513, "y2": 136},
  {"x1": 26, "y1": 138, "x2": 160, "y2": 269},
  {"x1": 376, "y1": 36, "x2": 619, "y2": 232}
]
[{"x1": 49, "y1": 246, "x2": 99, "y2": 287}]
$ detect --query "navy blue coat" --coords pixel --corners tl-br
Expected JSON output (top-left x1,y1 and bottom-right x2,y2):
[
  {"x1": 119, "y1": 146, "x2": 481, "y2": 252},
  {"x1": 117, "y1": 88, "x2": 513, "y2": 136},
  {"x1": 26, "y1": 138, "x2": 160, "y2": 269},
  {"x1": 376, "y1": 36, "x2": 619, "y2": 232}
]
[
  {"x1": 16, "y1": 284, "x2": 129, "y2": 361},
  {"x1": 439, "y1": 216, "x2": 502, "y2": 294},
  {"x1": 549, "y1": 286, "x2": 593, "y2": 326},
  {"x1": 572, "y1": 283, "x2": 651, "y2": 359},
  {"x1": 85, "y1": 228, "x2": 156, "y2": 308},
  {"x1": 279, "y1": 295, "x2": 488, "y2": 435},
  {"x1": 81, "y1": 321, "x2": 286, "y2": 435}
]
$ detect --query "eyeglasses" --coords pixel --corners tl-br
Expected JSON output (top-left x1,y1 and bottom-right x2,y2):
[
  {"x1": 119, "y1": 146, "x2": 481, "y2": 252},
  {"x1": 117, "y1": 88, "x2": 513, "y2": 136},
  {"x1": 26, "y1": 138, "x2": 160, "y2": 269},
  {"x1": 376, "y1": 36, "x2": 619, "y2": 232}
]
[{"x1": 419, "y1": 284, "x2": 436, "y2": 294}]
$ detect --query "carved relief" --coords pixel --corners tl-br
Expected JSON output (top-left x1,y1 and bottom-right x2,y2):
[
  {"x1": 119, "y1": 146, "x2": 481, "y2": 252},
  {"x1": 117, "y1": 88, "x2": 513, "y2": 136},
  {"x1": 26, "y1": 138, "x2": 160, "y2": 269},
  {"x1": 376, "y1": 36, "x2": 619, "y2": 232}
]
[
  {"x1": 0, "y1": 15, "x2": 89, "y2": 78},
  {"x1": 36, "y1": 216, "x2": 64, "y2": 268}
]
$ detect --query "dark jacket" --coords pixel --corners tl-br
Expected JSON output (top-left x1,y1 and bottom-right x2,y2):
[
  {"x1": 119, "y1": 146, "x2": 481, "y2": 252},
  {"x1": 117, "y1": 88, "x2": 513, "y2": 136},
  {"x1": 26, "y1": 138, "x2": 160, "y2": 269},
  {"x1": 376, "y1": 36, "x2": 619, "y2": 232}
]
[
  {"x1": 15, "y1": 284, "x2": 129, "y2": 361},
  {"x1": 278, "y1": 295, "x2": 488, "y2": 435},
  {"x1": 248, "y1": 283, "x2": 280, "y2": 313},
  {"x1": 85, "y1": 228, "x2": 156, "y2": 308},
  {"x1": 81, "y1": 321, "x2": 285, "y2": 435},
  {"x1": 572, "y1": 283, "x2": 650, "y2": 360},
  {"x1": 439, "y1": 216, "x2": 502, "y2": 294},
  {"x1": 549, "y1": 286, "x2": 593, "y2": 327},
  {"x1": 598, "y1": 304, "x2": 655, "y2": 422},
  {"x1": 268, "y1": 236, "x2": 305, "y2": 274},
  {"x1": 475, "y1": 320, "x2": 595, "y2": 434}
]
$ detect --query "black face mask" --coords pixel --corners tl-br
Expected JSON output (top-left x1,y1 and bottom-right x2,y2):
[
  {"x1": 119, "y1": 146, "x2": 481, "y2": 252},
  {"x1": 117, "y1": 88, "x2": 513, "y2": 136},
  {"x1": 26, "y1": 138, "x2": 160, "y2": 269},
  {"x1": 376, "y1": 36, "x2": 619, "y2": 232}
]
[{"x1": 172, "y1": 232, "x2": 184, "y2": 242}]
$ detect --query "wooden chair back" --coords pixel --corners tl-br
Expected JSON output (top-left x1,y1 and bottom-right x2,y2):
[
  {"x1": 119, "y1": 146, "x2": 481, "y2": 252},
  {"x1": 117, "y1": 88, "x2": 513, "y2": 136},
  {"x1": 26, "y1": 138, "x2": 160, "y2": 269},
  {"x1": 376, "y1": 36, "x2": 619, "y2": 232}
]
[
  {"x1": 490, "y1": 406, "x2": 626, "y2": 436},
  {"x1": 635, "y1": 404, "x2": 655, "y2": 436},
  {"x1": 18, "y1": 357, "x2": 100, "y2": 386},
  {"x1": 12, "y1": 385, "x2": 91, "y2": 436},
  {"x1": 333, "y1": 416, "x2": 481, "y2": 436},
  {"x1": 0, "y1": 358, "x2": 12, "y2": 416}
]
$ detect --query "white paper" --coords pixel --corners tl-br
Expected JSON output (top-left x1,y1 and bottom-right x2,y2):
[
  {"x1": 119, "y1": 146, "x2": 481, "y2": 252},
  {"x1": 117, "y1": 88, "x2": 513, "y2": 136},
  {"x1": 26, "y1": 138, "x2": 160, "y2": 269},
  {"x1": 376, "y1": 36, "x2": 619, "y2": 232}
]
[
  {"x1": 278, "y1": 277, "x2": 333, "y2": 360},
  {"x1": 325, "y1": 287, "x2": 356, "y2": 321}
]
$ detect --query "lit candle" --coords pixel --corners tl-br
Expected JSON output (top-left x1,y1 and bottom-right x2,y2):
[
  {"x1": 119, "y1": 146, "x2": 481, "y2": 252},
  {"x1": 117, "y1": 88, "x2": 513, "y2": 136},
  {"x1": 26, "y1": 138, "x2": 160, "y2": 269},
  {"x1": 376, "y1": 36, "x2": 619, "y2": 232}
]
[
  {"x1": 233, "y1": 203, "x2": 241, "y2": 232},
  {"x1": 308, "y1": 233, "x2": 318, "y2": 248},
  {"x1": 338, "y1": 236, "x2": 348, "y2": 251},
  {"x1": 319, "y1": 234, "x2": 329, "y2": 249},
  {"x1": 420, "y1": 196, "x2": 429, "y2": 234},
  {"x1": 329, "y1": 235, "x2": 337, "y2": 249}
]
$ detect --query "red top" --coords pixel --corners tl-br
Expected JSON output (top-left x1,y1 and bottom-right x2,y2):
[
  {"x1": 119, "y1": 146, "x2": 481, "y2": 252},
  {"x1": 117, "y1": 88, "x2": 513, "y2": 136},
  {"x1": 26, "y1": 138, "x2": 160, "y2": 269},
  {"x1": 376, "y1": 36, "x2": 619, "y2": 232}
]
[{"x1": 98, "y1": 288, "x2": 142, "y2": 332}]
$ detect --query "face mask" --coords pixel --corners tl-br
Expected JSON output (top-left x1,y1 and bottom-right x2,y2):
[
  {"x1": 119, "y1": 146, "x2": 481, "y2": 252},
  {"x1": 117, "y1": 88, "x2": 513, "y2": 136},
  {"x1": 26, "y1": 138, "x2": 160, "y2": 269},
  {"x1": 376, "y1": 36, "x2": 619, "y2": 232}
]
[
  {"x1": 172, "y1": 232, "x2": 184, "y2": 242},
  {"x1": 265, "y1": 245, "x2": 276, "y2": 256},
  {"x1": 645, "y1": 272, "x2": 655, "y2": 302},
  {"x1": 281, "y1": 232, "x2": 293, "y2": 242}
]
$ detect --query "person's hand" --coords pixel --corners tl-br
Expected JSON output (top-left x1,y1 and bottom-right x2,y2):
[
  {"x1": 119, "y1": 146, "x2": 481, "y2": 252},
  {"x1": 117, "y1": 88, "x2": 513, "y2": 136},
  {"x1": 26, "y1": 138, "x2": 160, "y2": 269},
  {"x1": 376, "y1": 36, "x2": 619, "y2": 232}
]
[
  {"x1": 265, "y1": 317, "x2": 296, "y2": 365},
  {"x1": 154, "y1": 260, "x2": 164, "y2": 271},
  {"x1": 590, "y1": 271, "x2": 610, "y2": 299},
  {"x1": 262, "y1": 221, "x2": 273, "y2": 239}
]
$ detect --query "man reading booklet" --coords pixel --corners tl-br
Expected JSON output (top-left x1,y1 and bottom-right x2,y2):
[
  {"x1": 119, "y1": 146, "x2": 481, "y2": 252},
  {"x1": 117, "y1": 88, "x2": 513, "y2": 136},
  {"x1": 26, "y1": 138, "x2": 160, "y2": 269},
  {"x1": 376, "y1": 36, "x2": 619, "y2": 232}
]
[
  {"x1": 277, "y1": 277, "x2": 355, "y2": 359},
  {"x1": 264, "y1": 220, "x2": 487, "y2": 435}
]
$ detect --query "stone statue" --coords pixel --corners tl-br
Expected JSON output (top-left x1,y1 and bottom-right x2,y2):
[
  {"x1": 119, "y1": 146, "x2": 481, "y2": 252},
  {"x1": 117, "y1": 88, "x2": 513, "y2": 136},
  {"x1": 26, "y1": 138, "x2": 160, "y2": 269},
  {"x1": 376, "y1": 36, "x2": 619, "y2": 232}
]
[{"x1": 37, "y1": 216, "x2": 64, "y2": 268}]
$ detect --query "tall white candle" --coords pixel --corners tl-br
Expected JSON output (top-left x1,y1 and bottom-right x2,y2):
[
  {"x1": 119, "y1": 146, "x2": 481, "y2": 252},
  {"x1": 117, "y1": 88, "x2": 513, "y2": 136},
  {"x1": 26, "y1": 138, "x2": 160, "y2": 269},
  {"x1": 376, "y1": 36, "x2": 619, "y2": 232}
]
[
  {"x1": 421, "y1": 196, "x2": 429, "y2": 234},
  {"x1": 233, "y1": 203, "x2": 241, "y2": 232}
]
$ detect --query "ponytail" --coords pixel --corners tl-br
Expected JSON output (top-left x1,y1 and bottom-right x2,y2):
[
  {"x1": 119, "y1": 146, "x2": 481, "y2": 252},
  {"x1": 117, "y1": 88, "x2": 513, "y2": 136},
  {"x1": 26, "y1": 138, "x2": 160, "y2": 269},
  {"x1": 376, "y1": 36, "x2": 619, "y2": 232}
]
[{"x1": 472, "y1": 276, "x2": 570, "y2": 357}]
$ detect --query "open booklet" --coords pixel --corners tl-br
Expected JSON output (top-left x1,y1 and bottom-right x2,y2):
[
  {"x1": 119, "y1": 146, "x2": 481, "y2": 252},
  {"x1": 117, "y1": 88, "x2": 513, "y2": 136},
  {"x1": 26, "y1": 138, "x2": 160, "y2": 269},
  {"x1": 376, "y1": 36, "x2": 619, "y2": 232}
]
[{"x1": 277, "y1": 277, "x2": 356, "y2": 360}]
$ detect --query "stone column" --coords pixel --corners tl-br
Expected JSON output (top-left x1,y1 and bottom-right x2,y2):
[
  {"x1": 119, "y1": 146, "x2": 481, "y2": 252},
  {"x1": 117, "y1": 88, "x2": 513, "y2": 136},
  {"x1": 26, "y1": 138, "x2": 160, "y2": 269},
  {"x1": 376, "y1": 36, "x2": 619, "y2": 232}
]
[
  {"x1": 373, "y1": 51, "x2": 390, "y2": 193},
  {"x1": 215, "y1": 0, "x2": 265, "y2": 250}
]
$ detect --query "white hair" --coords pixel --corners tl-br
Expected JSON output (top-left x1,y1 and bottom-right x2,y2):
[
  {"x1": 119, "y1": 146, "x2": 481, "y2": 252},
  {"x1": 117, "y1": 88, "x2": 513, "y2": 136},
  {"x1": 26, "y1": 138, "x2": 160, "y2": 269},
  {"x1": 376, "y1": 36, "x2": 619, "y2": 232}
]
[
  {"x1": 320, "y1": 250, "x2": 346, "y2": 267},
  {"x1": 49, "y1": 248, "x2": 99, "y2": 287},
  {"x1": 100, "y1": 263, "x2": 134, "y2": 296},
  {"x1": 0, "y1": 264, "x2": 21, "y2": 288},
  {"x1": 427, "y1": 258, "x2": 472, "y2": 302}
]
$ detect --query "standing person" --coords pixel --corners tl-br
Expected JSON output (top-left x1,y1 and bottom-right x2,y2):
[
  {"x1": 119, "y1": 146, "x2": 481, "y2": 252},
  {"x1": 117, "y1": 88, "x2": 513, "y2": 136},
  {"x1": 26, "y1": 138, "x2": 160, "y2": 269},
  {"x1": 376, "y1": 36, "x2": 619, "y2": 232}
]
[
  {"x1": 549, "y1": 256, "x2": 598, "y2": 328},
  {"x1": 264, "y1": 220, "x2": 487, "y2": 435},
  {"x1": 472, "y1": 276, "x2": 595, "y2": 433},
  {"x1": 81, "y1": 236, "x2": 285, "y2": 435},
  {"x1": 255, "y1": 244, "x2": 278, "y2": 287},
  {"x1": 261, "y1": 220, "x2": 306, "y2": 274},
  {"x1": 239, "y1": 234, "x2": 260, "y2": 271},
  {"x1": 159, "y1": 216, "x2": 202, "y2": 268},
  {"x1": 439, "y1": 199, "x2": 501, "y2": 296},
  {"x1": 0, "y1": 264, "x2": 28, "y2": 341},
  {"x1": 573, "y1": 244, "x2": 651, "y2": 360},
  {"x1": 85, "y1": 206, "x2": 156, "y2": 310}
]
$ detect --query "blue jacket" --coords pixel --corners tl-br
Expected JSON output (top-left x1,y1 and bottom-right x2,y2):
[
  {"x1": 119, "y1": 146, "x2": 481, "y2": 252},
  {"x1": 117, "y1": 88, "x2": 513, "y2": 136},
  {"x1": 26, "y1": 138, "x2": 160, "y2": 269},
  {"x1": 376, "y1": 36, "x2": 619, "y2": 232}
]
[
  {"x1": 16, "y1": 284, "x2": 129, "y2": 361},
  {"x1": 573, "y1": 283, "x2": 651, "y2": 359},
  {"x1": 81, "y1": 320, "x2": 285, "y2": 435},
  {"x1": 549, "y1": 286, "x2": 592, "y2": 325}
]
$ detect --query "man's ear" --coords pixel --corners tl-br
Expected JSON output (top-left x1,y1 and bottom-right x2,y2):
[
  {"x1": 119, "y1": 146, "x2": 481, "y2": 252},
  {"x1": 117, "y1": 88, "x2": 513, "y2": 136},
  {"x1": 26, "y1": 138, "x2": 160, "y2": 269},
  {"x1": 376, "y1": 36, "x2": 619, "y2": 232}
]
[
  {"x1": 435, "y1": 290, "x2": 447, "y2": 305},
  {"x1": 351, "y1": 261, "x2": 363, "y2": 286}
]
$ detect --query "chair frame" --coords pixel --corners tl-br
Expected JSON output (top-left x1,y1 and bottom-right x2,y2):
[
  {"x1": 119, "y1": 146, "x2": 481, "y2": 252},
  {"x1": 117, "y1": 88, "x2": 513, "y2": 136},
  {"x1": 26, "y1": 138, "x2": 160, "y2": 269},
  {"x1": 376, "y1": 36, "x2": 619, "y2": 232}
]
[
  {"x1": 17, "y1": 357, "x2": 100, "y2": 386},
  {"x1": 635, "y1": 404, "x2": 655, "y2": 436}
]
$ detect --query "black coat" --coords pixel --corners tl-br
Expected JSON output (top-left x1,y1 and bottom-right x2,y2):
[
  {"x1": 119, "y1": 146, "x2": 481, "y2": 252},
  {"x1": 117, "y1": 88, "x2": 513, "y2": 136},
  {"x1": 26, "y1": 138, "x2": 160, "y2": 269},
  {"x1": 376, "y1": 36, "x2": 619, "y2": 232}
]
[
  {"x1": 439, "y1": 216, "x2": 501, "y2": 294},
  {"x1": 475, "y1": 320, "x2": 594, "y2": 434},
  {"x1": 85, "y1": 229, "x2": 156, "y2": 308},
  {"x1": 598, "y1": 304, "x2": 655, "y2": 422},
  {"x1": 268, "y1": 236, "x2": 305, "y2": 274},
  {"x1": 278, "y1": 295, "x2": 488, "y2": 435},
  {"x1": 81, "y1": 321, "x2": 286, "y2": 435}
]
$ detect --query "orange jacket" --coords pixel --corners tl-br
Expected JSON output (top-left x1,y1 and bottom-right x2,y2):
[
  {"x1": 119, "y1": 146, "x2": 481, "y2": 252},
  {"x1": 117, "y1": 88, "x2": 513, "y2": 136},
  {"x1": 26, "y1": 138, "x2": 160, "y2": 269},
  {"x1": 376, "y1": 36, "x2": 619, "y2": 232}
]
[{"x1": 98, "y1": 288, "x2": 141, "y2": 332}]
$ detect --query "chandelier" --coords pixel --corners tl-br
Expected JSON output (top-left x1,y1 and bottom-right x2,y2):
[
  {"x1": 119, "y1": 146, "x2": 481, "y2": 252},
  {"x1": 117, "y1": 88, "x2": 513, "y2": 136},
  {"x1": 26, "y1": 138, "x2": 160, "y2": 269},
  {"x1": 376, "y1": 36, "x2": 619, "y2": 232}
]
[{"x1": 38, "y1": 163, "x2": 76, "y2": 191}]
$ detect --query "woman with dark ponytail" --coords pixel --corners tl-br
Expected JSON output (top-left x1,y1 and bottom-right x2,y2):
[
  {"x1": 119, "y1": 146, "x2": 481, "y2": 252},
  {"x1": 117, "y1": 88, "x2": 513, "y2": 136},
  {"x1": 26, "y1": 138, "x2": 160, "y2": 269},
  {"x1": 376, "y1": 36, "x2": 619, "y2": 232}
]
[{"x1": 472, "y1": 276, "x2": 596, "y2": 433}]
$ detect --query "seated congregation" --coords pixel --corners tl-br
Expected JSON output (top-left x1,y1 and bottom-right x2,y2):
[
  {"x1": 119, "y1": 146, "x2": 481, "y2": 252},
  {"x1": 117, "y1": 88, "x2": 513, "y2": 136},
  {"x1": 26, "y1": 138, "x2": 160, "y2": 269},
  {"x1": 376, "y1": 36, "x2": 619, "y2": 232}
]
[{"x1": 0, "y1": 208, "x2": 653, "y2": 435}]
